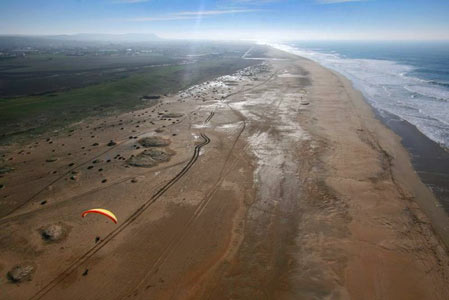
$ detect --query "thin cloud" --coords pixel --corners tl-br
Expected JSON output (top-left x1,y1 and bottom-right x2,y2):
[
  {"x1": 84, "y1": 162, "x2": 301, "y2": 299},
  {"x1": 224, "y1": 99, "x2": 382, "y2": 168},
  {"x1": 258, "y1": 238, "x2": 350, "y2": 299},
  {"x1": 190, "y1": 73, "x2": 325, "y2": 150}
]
[
  {"x1": 129, "y1": 16, "x2": 198, "y2": 22},
  {"x1": 228, "y1": 0, "x2": 281, "y2": 2},
  {"x1": 317, "y1": 0, "x2": 366, "y2": 3},
  {"x1": 115, "y1": 0, "x2": 150, "y2": 3},
  {"x1": 218, "y1": 0, "x2": 282, "y2": 8},
  {"x1": 128, "y1": 9, "x2": 260, "y2": 22},
  {"x1": 173, "y1": 9, "x2": 259, "y2": 16}
]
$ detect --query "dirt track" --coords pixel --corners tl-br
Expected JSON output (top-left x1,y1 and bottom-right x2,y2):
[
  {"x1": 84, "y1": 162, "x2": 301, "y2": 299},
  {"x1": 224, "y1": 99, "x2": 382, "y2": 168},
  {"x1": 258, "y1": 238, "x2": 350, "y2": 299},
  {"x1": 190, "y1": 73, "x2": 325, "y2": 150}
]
[{"x1": 1, "y1": 48, "x2": 449, "y2": 299}]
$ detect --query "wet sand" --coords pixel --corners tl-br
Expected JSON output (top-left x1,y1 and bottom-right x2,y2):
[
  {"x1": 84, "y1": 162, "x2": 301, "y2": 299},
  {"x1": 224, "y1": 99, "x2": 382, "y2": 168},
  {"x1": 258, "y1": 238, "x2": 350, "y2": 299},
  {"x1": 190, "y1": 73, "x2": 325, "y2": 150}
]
[
  {"x1": 1, "y1": 47, "x2": 449, "y2": 299},
  {"x1": 376, "y1": 110, "x2": 449, "y2": 212}
]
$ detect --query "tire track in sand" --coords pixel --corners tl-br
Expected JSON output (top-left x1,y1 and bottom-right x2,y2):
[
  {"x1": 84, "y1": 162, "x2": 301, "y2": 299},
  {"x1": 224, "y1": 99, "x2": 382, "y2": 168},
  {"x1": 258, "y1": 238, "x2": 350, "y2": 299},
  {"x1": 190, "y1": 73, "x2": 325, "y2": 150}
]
[
  {"x1": 122, "y1": 70, "x2": 279, "y2": 298},
  {"x1": 32, "y1": 65, "x2": 277, "y2": 300},
  {"x1": 29, "y1": 131, "x2": 210, "y2": 300}
]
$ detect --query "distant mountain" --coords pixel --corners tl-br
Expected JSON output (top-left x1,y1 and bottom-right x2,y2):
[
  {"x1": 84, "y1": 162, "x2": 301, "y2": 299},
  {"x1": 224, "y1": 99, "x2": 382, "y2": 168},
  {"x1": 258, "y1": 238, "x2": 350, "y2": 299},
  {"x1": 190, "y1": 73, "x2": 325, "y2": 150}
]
[
  {"x1": 48, "y1": 33, "x2": 162, "y2": 42},
  {"x1": 0, "y1": 33, "x2": 162, "y2": 49}
]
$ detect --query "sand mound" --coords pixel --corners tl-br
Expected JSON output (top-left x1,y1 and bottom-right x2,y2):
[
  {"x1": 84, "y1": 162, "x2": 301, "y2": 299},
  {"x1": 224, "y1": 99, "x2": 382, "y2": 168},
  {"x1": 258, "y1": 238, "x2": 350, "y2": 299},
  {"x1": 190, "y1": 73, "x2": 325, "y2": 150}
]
[
  {"x1": 127, "y1": 148, "x2": 174, "y2": 168},
  {"x1": 0, "y1": 166, "x2": 14, "y2": 174},
  {"x1": 143, "y1": 148, "x2": 173, "y2": 162},
  {"x1": 7, "y1": 265, "x2": 34, "y2": 282},
  {"x1": 40, "y1": 224, "x2": 66, "y2": 242},
  {"x1": 138, "y1": 136, "x2": 170, "y2": 147},
  {"x1": 161, "y1": 113, "x2": 184, "y2": 118}
]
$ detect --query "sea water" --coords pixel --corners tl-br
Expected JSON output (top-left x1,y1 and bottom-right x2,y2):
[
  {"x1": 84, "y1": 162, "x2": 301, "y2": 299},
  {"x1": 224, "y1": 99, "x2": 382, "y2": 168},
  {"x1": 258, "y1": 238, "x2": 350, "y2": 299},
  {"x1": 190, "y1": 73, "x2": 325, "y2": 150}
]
[{"x1": 272, "y1": 41, "x2": 449, "y2": 149}]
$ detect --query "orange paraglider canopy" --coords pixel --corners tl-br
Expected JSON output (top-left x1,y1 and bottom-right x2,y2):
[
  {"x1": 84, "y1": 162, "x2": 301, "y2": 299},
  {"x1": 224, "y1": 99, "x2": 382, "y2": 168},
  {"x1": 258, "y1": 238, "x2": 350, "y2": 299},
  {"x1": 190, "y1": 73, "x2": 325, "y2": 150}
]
[{"x1": 81, "y1": 208, "x2": 118, "y2": 224}]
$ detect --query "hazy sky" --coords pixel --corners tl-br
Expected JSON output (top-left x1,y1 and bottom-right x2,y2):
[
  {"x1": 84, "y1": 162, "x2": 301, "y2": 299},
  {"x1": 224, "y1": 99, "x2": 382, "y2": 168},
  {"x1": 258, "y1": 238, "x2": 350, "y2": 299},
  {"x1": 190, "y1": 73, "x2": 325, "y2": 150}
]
[{"x1": 1, "y1": 0, "x2": 449, "y2": 41}]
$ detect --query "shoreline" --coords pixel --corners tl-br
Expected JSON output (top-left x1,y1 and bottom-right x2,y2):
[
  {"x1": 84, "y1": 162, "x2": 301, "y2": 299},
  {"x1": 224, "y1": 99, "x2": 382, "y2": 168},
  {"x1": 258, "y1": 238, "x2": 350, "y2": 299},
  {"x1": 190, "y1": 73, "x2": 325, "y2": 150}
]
[
  {"x1": 333, "y1": 67, "x2": 449, "y2": 248},
  {"x1": 333, "y1": 67, "x2": 449, "y2": 247},
  {"x1": 269, "y1": 43, "x2": 449, "y2": 247},
  {"x1": 1, "y1": 46, "x2": 449, "y2": 299},
  {"x1": 375, "y1": 110, "x2": 449, "y2": 211},
  {"x1": 293, "y1": 52, "x2": 449, "y2": 298}
]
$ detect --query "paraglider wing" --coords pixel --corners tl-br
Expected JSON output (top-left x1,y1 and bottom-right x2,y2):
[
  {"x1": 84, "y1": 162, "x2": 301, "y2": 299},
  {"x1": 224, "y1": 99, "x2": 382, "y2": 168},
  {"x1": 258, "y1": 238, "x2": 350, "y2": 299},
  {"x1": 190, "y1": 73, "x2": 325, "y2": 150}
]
[{"x1": 81, "y1": 208, "x2": 118, "y2": 224}]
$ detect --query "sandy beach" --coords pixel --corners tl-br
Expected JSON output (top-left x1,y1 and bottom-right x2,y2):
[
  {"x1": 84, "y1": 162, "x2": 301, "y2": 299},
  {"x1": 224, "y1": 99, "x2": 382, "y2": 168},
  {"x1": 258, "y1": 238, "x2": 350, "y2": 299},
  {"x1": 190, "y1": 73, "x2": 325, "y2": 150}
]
[{"x1": 1, "y1": 47, "x2": 449, "y2": 300}]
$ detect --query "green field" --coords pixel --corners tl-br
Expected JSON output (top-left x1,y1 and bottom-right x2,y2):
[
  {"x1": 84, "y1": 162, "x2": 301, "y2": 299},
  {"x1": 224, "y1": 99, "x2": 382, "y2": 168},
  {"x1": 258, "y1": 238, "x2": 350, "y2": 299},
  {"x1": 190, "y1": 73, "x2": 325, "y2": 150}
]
[
  {"x1": 0, "y1": 57, "x2": 257, "y2": 143},
  {"x1": 0, "y1": 54, "x2": 180, "y2": 97},
  {"x1": 0, "y1": 40, "x2": 255, "y2": 97}
]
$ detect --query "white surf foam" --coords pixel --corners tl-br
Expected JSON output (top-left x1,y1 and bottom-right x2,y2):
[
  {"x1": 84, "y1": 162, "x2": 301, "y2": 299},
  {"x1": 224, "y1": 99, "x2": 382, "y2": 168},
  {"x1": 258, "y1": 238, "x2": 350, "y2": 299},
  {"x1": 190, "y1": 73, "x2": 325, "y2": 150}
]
[{"x1": 269, "y1": 43, "x2": 449, "y2": 148}]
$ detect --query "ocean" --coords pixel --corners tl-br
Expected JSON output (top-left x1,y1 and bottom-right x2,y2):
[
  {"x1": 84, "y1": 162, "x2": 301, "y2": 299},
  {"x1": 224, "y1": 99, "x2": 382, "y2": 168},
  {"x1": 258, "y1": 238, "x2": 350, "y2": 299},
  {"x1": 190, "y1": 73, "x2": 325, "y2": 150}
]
[{"x1": 272, "y1": 41, "x2": 449, "y2": 150}]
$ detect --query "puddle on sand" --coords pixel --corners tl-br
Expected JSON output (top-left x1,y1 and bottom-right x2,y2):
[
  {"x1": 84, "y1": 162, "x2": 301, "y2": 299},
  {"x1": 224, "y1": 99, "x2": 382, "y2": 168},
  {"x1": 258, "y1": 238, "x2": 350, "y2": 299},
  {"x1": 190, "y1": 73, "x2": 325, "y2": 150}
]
[
  {"x1": 278, "y1": 73, "x2": 306, "y2": 78},
  {"x1": 242, "y1": 83, "x2": 311, "y2": 208},
  {"x1": 192, "y1": 124, "x2": 209, "y2": 129},
  {"x1": 217, "y1": 123, "x2": 242, "y2": 130}
]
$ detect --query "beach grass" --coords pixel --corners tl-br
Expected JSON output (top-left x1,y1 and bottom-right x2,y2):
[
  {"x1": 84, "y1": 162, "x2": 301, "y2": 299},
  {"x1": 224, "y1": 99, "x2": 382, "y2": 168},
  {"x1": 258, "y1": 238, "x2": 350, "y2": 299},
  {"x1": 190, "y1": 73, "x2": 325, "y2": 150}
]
[{"x1": 0, "y1": 57, "x2": 257, "y2": 143}]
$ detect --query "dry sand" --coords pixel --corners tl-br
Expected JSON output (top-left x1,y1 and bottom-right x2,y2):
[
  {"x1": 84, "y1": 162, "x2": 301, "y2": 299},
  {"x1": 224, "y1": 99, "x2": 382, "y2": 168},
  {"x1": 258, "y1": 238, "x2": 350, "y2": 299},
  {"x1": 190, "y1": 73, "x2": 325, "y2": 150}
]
[{"x1": 0, "y1": 48, "x2": 448, "y2": 299}]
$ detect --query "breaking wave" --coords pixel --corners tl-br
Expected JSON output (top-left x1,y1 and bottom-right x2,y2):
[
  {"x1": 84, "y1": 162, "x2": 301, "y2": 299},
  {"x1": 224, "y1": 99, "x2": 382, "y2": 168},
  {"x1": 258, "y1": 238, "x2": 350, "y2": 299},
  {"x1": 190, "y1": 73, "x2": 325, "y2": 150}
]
[{"x1": 270, "y1": 43, "x2": 449, "y2": 148}]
